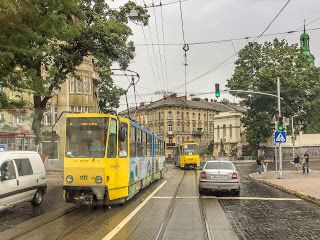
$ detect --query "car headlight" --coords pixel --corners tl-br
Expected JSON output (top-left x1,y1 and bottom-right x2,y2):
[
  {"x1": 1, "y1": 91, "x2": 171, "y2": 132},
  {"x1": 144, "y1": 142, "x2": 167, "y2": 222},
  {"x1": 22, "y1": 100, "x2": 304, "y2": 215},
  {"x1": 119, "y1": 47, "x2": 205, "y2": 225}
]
[
  {"x1": 66, "y1": 175, "x2": 73, "y2": 183},
  {"x1": 95, "y1": 176, "x2": 103, "y2": 183}
]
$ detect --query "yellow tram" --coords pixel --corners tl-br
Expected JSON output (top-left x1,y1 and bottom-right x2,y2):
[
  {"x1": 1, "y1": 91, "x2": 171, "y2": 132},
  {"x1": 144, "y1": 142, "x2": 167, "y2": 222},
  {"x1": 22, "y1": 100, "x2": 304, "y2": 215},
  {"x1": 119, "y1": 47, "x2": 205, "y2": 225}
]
[
  {"x1": 63, "y1": 113, "x2": 165, "y2": 207},
  {"x1": 173, "y1": 141, "x2": 200, "y2": 169}
]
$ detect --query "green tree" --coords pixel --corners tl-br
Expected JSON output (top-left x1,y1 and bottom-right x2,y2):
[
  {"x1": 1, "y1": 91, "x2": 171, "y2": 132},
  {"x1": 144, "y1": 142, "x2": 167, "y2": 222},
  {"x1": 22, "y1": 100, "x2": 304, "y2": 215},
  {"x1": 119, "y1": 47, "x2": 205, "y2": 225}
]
[
  {"x1": 0, "y1": 0, "x2": 149, "y2": 145},
  {"x1": 227, "y1": 39, "x2": 320, "y2": 153}
]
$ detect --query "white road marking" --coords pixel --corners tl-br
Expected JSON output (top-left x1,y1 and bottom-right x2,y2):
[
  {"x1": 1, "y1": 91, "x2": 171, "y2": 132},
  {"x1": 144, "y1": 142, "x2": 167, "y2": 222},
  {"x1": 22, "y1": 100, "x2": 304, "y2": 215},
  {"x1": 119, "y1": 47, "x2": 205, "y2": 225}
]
[
  {"x1": 152, "y1": 196, "x2": 302, "y2": 201},
  {"x1": 101, "y1": 181, "x2": 167, "y2": 240}
]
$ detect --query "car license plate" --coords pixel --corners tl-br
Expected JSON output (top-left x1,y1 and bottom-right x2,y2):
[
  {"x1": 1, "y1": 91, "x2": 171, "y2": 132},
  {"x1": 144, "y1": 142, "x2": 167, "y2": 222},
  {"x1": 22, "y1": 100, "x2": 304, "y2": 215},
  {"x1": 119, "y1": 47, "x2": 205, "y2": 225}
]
[{"x1": 211, "y1": 175, "x2": 227, "y2": 180}]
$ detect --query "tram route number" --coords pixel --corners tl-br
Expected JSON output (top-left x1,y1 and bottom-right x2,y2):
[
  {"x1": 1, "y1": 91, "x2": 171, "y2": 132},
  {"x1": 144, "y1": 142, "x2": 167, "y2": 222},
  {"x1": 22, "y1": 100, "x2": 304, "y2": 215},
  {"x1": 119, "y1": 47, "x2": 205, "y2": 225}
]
[{"x1": 80, "y1": 175, "x2": 88, "y2": 180}]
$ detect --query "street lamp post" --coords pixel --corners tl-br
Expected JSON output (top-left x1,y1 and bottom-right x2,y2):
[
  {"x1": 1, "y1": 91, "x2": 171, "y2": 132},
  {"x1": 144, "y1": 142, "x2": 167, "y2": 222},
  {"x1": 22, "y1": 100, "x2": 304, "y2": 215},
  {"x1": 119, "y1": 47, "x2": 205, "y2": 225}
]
[{"x1": 291, "y1": 114, "x2": 299, "y2": 161}]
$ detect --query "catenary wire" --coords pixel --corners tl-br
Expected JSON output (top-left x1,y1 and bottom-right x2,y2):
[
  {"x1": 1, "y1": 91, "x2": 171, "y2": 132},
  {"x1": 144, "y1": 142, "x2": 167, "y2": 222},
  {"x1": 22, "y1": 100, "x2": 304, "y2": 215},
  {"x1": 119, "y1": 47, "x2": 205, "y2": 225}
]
[
  {"x1": 152, "y1": 1, "x2": 166, "y2": 90},
  {"x1": 255, "y1": 0, "x2": 292, "y2": 42},
  {"x1": 160, "y1": 3, "x2": 169, "y2": 91}
]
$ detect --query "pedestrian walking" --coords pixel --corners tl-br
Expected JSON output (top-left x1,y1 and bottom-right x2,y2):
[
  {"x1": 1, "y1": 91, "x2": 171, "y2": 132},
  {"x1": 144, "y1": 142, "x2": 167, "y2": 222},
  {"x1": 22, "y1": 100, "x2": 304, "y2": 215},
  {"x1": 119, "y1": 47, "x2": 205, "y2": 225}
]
[
  {"x1": 293, "y1": 153, "x2": 300, "y2": 174},
  {"x1": 303, "y1": 151, "x2": 310, "y2": 174},
  {"x1": 256, "y1": 157, "x2": 263, "y2": 175}
]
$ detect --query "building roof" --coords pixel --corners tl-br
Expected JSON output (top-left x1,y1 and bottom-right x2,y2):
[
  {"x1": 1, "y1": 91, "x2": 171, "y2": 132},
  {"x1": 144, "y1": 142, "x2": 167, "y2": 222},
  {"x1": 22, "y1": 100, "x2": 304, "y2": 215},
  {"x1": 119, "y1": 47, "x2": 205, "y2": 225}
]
[{"x1": 118, "y1": 95, "x2": 244, "y2": 116}]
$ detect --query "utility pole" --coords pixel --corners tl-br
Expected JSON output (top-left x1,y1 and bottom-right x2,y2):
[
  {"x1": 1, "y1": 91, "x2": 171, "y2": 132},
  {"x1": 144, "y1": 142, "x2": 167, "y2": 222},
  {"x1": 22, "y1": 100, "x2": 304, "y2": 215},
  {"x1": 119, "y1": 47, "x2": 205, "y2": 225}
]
[{"x1": 277, "y1": 77, "x2": 283, "y2": 179}]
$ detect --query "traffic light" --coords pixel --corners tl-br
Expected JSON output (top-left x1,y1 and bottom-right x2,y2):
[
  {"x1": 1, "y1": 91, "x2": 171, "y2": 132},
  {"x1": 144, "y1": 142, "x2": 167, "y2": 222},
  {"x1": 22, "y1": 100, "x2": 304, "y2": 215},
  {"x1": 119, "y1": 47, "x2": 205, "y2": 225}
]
[
  {"x1": 278, "y1": 116, "x2": 284, "y2": 131},
  {"x1": 215, "y1": 83, "x2": 220, "y2": 98}
]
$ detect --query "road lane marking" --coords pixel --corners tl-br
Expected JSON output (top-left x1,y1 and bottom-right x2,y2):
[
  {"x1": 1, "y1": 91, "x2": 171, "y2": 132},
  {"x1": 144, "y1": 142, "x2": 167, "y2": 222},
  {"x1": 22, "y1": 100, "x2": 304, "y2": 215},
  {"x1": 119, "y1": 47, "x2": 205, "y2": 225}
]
[
  {"x1": 101, "y1": 181, "x2": 167, "y2": 240},
  {"x1": 152, "y1": 196, "x2": 302, "y2": 201},
  {"x1": 201, "y1": 196, "x2": 302, "y2": 201}
]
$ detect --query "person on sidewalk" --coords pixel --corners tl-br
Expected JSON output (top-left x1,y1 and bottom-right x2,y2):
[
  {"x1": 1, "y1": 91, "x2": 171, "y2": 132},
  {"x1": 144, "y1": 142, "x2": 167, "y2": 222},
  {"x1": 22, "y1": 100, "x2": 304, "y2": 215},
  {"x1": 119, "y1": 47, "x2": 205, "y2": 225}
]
[
  {"x1": 256, "y1": 157, "x2": 263, "y2": 175},
  {"x1": 303, "y1": 151, "x2": 310, "y2": 174},
  {"x1": 293, "y1": 153, "x2": 300, "y2": 174}
]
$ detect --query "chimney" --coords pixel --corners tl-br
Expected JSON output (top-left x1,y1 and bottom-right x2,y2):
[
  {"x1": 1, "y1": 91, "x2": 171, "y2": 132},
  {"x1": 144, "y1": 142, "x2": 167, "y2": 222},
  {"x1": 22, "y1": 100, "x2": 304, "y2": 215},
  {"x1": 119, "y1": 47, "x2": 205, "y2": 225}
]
[
  {"x1": 205, "y1": 98, "x2": 208, "y2": 102},
  {"x1": 140, "y1": 102, "x2": 145, "y2": 107}
]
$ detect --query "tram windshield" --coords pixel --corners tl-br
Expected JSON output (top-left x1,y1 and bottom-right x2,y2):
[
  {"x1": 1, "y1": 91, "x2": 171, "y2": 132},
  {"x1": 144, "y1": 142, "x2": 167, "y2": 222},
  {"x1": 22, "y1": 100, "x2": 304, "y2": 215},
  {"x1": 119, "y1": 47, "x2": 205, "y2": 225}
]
[
  {"x1": 66, "y1": 117, "x2": 108, "y2": 158},
  {"x1": 182, "y1": 144, "x2": 199, "y2": 156}
]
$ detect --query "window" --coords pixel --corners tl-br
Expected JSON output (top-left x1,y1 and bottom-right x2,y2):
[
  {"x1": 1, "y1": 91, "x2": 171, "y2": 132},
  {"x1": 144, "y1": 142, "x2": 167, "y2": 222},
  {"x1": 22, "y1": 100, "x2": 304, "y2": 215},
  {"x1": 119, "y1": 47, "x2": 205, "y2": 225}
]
[
  {"x1": 168, "y1": 123, "x2": 173, "y2": 132},
  {"x1": 223, "y1": 124, "x2": 226, "y2": 138},
  {"x1": 83, "y1": 106, "x2": 89, "y2": 113},
  {"x1": 13, "y1": 114, "x2": 23, "y2": 125},
  {"x1": 53, "y1": 107, "x2": 58, "y2": 124},
  {"x1": 168, "y1": 111, "x2": 172, "y2": 120},
  {"x1": 0, "y1": 112, "x2": 4, "y2": 122},
  {"x1": 89, "y1": 78, "x2": 92, "y2": 95},
  {"x1": 130, "y1": 126, "x2": 136, "y2": 157},
  {"x1": 217, "y1": 125, "x2": 220, "y2": 138},
  {"x1": 83, "y1": 76, "x2": 89, "y2": 94},
  {"x1": 77, "y1": 106, "x2": 82, "y2": 113},
  {"x1": 14, "y1": 158, "x2": 33, "y2": 176},
  {"x1": 147, "y1": 134, "x2": 152, "y2": 157},
  {"x1": 0, "y1": 161, "x2": 16, "y2": 181},
  {"x1": 70, "y1": 106, "x2": 76, "y2": 112},
  {"x1": 168, "y1": 137, "x2": 173, "y2": 143},
  {"x1": 229, "y1": 124, "x2": 233, "y2": 138},
  {"x1": 107, "y1": 119, "x2": 117, "y2": 158},
  {"x1": 69, "y1": 76, "x2": 75, "y2": 94},
  {"x1": 44, "y1": 112, "x2": 52, "y2": 125},
  {"x1": 136, "y1": 129, "x2": 143, "y2": 157},
  {"x1": 193, "y1": 112, "x2": 196, "y2": 119},
  {"x1": 76, "y1": 77, "x2": 82, "y2": 93},
  {"x1": 118, "y1": 122, "x2": 128, "y2": 158},
  {"x1": 177, "y1": 111, "x2": 180, "y2": 119}
]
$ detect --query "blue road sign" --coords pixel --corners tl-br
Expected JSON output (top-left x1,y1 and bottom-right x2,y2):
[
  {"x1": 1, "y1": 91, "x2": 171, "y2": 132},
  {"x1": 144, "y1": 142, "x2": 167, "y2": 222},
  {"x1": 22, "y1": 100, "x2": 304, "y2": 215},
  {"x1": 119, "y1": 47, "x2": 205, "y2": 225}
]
[{"x1": 274, "y1": 131, "x2": 286, "y2": 143}]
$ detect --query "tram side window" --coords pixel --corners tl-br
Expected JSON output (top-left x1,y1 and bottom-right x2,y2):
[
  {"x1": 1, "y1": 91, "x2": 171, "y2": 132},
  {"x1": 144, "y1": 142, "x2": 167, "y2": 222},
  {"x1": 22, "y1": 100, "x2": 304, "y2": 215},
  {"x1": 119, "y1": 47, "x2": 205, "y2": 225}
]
[
  {"x1": 107, "y1": 119, "x2": 117, "y2": 158},
  {"x1": 155, "y1": 139, "x2": 159, "y2": 156},
  {"x1": 130, "y1": 126, "x2": 136, "y2": 157},
  {"x1": 147, "y1": 134, "x2": 152, "y2": 157},
  {"x1": 136, "y1": 129, "x2": 143, "y2": 157},
  {"x1": 119, "y1": 122, "x2": 128, "y2": 158},
  {"x1": 142, "y1": 132, "x2": 147, "y2": 156}
]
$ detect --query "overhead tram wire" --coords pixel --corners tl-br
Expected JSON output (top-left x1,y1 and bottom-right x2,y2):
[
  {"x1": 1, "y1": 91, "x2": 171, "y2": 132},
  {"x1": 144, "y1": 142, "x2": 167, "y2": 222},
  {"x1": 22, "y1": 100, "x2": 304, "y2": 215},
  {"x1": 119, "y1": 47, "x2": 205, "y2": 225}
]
[
  {"x1": 255, "y1": 0, "x2": 292, "y2": 42},
  {"x1": 160, "y1": 2, "x2": 169, "y2": 91},
  {"x1": 172, "y1": 0, "x2": 295, "y2": 92},
  {"x1": 134, "y1": 26, "x2": 320, "y2": 47},
  {"x1": 152, "y1": 1, "x2": 166, "y2": 90},
  {"x1": 142, "y1": 0, "x2": 165, "y2": 91},
  {"x1": 141, "y1": 26, "x2": 160, "y2": 91},
  {"x1": 178, "y1": 0, "x2": 189, "y2": 99}
]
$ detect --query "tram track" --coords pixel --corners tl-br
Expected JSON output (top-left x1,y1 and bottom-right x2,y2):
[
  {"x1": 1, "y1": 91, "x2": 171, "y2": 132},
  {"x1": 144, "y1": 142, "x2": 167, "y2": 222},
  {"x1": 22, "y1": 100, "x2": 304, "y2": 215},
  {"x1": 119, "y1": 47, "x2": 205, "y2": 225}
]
[
  {"x1": 195, "y1": 170, "x2": 214, "y2": 240},
  {"x1": 154, "y1": 170, "x2": 186, "y2": 240},
  {"x1": 155, "y1": 169, "x2": 212, "y2": 240}
]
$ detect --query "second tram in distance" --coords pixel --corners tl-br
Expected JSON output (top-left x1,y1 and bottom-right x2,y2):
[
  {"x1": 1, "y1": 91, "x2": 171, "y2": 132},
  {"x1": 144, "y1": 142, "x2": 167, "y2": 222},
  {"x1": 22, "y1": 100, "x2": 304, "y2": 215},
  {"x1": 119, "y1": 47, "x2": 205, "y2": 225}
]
[{"x1": 173, "y1": 141, "x2": 200, "y2": 169}]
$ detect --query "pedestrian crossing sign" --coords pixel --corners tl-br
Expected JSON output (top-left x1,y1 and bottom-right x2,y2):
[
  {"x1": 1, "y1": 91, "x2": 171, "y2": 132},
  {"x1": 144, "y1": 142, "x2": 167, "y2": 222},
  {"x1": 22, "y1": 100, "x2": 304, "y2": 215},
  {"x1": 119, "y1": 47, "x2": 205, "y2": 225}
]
[{"x1": 274, "y1": 131, "x2": 286, "y2": 143}]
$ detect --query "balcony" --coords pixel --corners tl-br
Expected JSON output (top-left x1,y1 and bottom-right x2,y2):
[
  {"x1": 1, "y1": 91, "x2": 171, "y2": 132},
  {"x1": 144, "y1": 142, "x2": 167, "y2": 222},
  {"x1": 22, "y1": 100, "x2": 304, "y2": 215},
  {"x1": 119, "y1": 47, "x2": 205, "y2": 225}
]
[
  {"x1": 166, "y1": 142, "x2": 176, "y2": 147},
  {"x1": 192, "y1": 128, "x2": 203, "y2": 137},
  {"x1": 167, "y1": 130, "x2": 174, "y2": 136}
]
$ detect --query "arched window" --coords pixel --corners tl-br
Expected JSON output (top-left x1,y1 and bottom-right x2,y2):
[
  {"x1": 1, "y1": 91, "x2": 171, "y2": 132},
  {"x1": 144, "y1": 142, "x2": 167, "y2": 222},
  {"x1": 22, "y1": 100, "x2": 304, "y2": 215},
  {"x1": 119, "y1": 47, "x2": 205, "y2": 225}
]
[
  {"x1": 223, "y1": 125, "x2": 226, "y2": 138},
  {"x1": 229, "y1": 124, "x2": 232, "y2": 138}
]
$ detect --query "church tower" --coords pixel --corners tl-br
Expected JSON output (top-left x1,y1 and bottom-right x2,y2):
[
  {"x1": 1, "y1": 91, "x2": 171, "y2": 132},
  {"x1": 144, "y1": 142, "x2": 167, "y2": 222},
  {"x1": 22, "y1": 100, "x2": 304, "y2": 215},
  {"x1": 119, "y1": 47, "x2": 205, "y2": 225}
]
[{"x1": 300, "y1": 20, "x2": 315, "y2": 66}]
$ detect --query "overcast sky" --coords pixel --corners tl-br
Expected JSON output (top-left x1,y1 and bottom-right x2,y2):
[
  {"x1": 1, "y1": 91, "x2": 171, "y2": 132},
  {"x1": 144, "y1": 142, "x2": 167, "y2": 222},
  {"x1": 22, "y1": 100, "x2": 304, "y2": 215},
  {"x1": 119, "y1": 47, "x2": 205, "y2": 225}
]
[{"x1": 109, "y1": 0, "x2": 320, "y2": 111}]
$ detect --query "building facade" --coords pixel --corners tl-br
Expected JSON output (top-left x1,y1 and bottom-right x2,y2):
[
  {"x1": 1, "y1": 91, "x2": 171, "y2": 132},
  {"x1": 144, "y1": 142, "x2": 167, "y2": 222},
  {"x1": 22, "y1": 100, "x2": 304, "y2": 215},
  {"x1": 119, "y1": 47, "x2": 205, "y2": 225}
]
[
  {"x1": 120, "y1": 94, "x2": 245, "y2": 158},
  {"x1": 0, "y1": 56, "x2": 99, "y2": 160}
]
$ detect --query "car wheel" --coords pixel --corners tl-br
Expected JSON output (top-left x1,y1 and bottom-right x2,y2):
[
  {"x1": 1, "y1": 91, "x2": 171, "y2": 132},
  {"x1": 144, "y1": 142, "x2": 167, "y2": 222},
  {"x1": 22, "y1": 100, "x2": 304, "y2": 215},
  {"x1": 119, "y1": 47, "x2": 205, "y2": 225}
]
[{"x1": 31, "y1": 189, "x2": 44, "y2": 206}]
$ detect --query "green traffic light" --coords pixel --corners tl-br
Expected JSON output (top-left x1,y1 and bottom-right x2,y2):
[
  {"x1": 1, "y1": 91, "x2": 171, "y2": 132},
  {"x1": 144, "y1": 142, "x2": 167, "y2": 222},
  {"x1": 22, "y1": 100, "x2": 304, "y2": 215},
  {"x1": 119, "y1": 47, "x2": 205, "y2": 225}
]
[
  {"x1": 215, "y1": 92, "x2": 220, "y2": 97},
  {"x1": 278, "y1": 125, "x2": 284, "y2": 131}
]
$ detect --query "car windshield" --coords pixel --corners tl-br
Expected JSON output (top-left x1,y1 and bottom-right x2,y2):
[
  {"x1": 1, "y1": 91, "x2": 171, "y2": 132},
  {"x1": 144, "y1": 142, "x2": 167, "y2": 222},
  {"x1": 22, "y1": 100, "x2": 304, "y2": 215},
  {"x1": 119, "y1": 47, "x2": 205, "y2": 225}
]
[
  {"x1": 205, "y1": 161, "x2": 234, "y2": 170},
  {"x1": 65, "y1": 118, "x2": 108, "y2": 158},
  {"x1": 182, "y1": 144, "x2": 199, "y2": 155}
]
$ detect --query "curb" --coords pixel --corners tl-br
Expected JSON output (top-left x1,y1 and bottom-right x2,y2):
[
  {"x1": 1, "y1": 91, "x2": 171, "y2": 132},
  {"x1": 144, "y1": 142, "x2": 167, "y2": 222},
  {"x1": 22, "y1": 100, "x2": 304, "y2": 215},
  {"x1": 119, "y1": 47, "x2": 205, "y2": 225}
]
[{"x1": 248, "y1": 174, "x2": 320, "y2": 206}]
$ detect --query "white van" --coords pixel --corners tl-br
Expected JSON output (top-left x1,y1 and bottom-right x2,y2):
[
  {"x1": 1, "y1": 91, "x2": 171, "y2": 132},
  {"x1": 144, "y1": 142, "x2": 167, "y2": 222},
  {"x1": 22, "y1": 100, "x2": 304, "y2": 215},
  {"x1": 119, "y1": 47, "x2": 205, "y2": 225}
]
[{"x1": 0, "y1": 151, "x2": 47, "y2": 211}]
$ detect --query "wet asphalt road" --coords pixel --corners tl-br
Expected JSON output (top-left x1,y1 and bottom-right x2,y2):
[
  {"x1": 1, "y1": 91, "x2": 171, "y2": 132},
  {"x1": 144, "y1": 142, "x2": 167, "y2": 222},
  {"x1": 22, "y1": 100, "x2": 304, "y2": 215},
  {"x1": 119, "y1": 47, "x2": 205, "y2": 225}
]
[
  {"x1": 219, "y1": 161, "x2": 320, "y2": 240},
  {"x1": 2, "y1": 161, "x2": 320, "y2": 240}
]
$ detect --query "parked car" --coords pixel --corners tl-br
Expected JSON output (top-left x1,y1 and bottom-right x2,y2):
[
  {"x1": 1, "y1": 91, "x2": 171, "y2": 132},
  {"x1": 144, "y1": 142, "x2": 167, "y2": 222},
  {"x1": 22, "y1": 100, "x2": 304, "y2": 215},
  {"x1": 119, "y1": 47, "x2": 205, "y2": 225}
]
[
  {"x1": 0, "y1": 151, "x2": 47, "y2": 211},
  {"x1": 199, "y1": 160, "x2": 240, "y2": 195}
]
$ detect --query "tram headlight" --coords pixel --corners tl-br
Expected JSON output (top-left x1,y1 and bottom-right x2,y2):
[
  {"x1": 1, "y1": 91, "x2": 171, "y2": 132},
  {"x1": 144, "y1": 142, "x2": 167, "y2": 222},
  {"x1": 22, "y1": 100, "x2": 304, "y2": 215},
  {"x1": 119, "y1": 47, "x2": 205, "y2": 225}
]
[
  {"x1": 95, "y1": 176, "x2": 103, "y2": 183},
  {"x1": 66, "y1": 175, "x2": 73, "y2": 183}
]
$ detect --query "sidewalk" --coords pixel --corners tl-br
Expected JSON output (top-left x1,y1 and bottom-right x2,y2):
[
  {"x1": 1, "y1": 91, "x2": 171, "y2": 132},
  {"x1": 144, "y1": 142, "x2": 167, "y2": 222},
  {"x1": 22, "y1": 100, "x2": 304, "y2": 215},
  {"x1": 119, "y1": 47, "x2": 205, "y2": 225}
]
[{"x1": 249, "y1": 170, "x2": 320, "y2": 206}]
